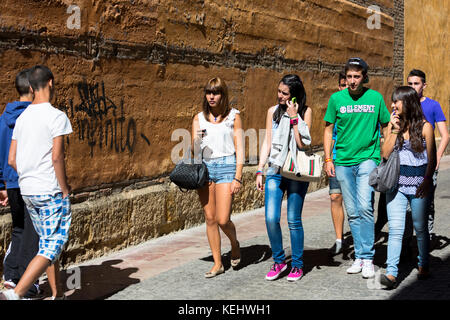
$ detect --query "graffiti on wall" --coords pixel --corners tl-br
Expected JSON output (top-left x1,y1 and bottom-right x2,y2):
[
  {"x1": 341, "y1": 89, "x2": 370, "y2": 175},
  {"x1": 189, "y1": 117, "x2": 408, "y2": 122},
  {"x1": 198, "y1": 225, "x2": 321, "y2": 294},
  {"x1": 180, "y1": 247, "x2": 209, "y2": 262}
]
[{"x1": 58, "y1": 81, "x2": 150, "y2": 157}]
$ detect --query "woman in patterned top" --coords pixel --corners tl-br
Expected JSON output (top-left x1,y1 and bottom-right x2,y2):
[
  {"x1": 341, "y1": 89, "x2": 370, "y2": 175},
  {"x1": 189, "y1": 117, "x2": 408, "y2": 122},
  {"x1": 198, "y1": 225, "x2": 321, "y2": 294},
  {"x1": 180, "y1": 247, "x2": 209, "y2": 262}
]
[{"x1": 379, "y1": 86, "x2": 436, "y2": 289}]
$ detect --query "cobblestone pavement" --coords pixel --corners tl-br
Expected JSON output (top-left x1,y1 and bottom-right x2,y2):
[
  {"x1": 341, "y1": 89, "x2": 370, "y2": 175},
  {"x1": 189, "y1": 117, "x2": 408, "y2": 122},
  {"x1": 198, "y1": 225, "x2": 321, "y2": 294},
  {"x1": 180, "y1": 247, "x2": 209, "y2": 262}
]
[
  {"x1": 29, "y1": 157, "x2": 450, "y2": 301},
  {"x1": 100, "y1": 158, "x2": 450, "y2": 301}
]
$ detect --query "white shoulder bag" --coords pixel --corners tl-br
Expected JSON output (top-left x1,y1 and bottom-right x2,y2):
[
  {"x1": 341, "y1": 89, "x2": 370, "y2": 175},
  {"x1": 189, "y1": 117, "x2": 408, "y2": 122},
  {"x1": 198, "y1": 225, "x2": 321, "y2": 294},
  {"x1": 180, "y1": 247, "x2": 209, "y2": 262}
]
[{"x1": 281, "y1": 147, "x2": 322, "y2": 182}]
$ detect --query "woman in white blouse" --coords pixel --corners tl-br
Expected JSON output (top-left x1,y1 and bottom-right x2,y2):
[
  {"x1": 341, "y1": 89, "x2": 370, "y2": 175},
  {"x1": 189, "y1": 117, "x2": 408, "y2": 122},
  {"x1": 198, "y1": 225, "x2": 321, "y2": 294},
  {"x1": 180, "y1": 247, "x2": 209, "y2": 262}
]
[{"x1": 191, "y1": 77, "x2": 244, "y2": 278}]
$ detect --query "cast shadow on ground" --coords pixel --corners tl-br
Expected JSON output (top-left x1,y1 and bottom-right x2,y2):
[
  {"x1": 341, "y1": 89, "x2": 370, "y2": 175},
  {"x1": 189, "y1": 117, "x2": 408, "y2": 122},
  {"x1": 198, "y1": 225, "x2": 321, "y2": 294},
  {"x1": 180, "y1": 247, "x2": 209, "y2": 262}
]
[
  {"x1": 345, "y1": 230, "x2": 450, "y2": 291},
  {"x1": 200, "y1": 243, "x2": 342, "y2": 276},
  {"x1": 39, "y1": 259, "x2": 140, "y2": 300},
  {"x1": 390, "y1": 234, "x2": 450, "y2": 294},
  {"x1": 302, "y1": 248, "x2": 343, "y2": 275},
  {"x1": 390, "y1": 253, "x2": 450, "y2": 300},
  {"x1": 200, "y1": 244, "x2": 273, "y2": 271},
  {"x1": 199, "y1": 234, "x2": 450, "y2": 286}
]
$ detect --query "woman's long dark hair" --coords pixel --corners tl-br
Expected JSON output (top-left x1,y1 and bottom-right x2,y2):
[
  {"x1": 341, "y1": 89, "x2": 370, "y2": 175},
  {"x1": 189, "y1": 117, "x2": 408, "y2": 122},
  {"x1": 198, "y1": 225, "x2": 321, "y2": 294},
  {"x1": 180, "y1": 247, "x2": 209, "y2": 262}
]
[
  {"x1": 273, "y1": 74, "x2": 308, "y2": 124},
  {"x1": 202, "y1": 77, "x2": 230, "y2": 122},
  {"x1": 392, "y1": 86, "x2": 425, "y2": 152}
]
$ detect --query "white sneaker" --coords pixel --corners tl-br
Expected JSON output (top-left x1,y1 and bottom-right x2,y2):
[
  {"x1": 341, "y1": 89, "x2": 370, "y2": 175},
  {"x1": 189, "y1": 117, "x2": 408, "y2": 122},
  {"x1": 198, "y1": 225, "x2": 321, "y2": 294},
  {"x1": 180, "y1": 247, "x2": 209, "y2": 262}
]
[
  {"x1": 0, "y1": 289, "x2": 20, "y2": 300},
  {"x1": 3, "y1": 280, "x2": 16, "y2": 289},
  {"x1": 346, "y1": 259, "x2": 363, "y2": 274},
  {"x1": 362, "y1": 259, "x2": 375, "y2": 278}
]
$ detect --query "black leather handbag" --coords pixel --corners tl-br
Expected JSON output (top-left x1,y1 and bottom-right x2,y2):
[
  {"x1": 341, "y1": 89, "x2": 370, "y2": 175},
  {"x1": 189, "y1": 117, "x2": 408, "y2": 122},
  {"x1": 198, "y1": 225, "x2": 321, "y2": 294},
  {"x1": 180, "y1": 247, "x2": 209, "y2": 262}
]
[{"x1": 169, "y1": 159, "x2": 209, "y2": 191}]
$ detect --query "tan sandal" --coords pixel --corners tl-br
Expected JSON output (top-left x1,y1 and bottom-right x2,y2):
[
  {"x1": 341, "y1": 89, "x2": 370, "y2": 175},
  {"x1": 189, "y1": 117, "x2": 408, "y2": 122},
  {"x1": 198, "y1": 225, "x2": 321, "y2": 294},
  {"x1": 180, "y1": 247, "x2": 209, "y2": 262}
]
[{"x1": 205, "y1": 265, "x2": 225, "y2": 278}]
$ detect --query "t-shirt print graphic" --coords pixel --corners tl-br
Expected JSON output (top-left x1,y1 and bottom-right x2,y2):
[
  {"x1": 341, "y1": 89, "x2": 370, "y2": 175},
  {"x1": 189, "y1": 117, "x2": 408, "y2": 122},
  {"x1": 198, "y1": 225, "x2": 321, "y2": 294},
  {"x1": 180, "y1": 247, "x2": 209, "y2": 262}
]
[{"x1": 339, "y1": 105, "x2": 376, "y2": 114}]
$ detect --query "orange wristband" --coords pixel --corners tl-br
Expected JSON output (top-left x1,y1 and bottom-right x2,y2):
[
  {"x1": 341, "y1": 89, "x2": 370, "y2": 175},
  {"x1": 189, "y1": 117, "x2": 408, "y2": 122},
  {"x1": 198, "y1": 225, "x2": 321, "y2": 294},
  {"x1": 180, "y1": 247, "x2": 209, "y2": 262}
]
[{"x1": 325, "y1": 158, "x2": 333, "y2": 163}]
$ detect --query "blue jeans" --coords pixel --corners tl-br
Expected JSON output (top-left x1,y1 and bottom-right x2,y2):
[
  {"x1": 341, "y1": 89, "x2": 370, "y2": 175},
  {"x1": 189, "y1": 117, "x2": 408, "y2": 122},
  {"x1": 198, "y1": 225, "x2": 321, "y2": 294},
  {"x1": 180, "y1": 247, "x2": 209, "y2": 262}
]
[
  {"x1": 265, "y1": 167, "x2": 309, "y2": 269},
  {"x1": 335, "y1": 159, "x2": 377, "y2": 260},
  {"x1": 328, "y1": 176, "x2": 341, "y2": 195},
  {"x1": 385, "y1": 189, "x2": 430, "y2": 277}
]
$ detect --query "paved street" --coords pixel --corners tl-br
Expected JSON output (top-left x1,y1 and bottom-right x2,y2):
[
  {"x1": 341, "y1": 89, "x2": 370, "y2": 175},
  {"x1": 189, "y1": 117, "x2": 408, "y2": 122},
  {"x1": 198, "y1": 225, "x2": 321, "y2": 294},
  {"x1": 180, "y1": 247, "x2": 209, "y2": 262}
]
[{"x1": 45, "y1": 157, "x2": 450, "y2": 301}]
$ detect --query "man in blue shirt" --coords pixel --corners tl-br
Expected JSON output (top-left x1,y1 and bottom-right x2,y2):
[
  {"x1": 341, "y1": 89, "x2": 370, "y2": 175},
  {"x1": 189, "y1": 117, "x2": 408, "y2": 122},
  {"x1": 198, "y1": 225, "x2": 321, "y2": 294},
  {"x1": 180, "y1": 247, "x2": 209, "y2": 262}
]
[
  {"x1": 0, "y1": 69, "x2": 40, "y2": 298},
  {"x1": 407, "y1": 69, "x2": 449, "y2": 240}
]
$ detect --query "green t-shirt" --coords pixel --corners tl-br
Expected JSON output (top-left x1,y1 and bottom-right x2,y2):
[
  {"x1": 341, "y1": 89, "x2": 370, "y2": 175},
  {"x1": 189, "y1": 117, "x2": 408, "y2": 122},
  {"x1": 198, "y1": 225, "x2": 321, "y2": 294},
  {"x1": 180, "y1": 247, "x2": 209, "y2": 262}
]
[{"x1": 324, "y1": 88, "x2": 390, "y2": 166}]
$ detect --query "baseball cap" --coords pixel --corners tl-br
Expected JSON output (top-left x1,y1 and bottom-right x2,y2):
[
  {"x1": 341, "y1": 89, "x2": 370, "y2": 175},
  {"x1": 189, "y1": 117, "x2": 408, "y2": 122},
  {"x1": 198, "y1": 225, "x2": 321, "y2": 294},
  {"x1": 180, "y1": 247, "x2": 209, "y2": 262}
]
[{"x1": 346, "y1": 57, "x2": 369, "y2": 73}]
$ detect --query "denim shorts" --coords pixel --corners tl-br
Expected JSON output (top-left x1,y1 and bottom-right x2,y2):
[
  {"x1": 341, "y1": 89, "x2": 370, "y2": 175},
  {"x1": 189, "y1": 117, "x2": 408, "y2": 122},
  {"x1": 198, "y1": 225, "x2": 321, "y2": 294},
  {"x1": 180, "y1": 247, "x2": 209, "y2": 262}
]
[
  {"x1": 22, "y1": 193, "x2": 72, "y2": 263},
  {"x1": 203, "y1": 155, "x2": 236, "y2": 184},
  {"x1": 329, "y1": 176, "x2": 342, "y2": 195}
]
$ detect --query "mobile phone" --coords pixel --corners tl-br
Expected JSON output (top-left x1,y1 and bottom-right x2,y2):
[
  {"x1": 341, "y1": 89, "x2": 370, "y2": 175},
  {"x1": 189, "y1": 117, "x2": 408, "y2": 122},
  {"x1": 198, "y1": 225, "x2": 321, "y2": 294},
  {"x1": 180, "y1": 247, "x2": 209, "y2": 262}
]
[{"x1": 291, "y1": 97, "x2": 297, "y2": 104}]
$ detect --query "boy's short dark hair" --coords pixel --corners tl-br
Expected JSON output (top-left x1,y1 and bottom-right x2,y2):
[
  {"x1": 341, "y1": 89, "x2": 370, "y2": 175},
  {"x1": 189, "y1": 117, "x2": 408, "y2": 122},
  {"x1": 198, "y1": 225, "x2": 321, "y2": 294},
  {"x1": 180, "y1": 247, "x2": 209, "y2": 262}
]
[
  {"x1": 338, "y1": 71, "x2": 346, "y2": 83},
  {"x1": 407, "y1": 69, "x2": 426, "y2": 84},
  {"x1": 15, "y1": 69, "x2": 32, "y2": 97},
  {"x1": 28, "y1": 65, "x2": 54, "y2": 92}
]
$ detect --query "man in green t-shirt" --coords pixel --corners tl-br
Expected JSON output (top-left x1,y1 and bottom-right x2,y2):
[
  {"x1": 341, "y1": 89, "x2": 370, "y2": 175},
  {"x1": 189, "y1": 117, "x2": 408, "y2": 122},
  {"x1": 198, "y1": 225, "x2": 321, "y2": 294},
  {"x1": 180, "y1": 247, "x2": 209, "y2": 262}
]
[{"x1": 323, "y1": 58, "x2": 390, "y2": 279}]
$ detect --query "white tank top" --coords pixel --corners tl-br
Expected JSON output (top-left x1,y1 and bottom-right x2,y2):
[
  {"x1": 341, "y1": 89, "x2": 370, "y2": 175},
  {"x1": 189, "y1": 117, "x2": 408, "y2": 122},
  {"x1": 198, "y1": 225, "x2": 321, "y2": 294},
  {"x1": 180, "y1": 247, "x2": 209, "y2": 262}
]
[{"x1": 198, "y1": 108, "x2": 239, "y2": 159}]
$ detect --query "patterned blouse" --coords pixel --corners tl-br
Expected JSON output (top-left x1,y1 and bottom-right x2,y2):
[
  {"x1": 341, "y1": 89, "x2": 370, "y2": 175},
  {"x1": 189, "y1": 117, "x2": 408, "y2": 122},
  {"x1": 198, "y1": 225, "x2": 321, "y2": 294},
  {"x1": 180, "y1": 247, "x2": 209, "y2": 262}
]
[{"x1": 398, "y1": 139, "x2": 428, "y2": 195}]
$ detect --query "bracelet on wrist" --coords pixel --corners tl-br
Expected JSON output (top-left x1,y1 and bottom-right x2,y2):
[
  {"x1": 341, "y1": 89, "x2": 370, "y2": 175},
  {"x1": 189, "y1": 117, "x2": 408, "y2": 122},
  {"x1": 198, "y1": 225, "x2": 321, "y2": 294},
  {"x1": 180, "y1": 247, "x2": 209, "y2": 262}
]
[
  {"x1": 233, "y1": 177, "x2": 242, "y2": 184},
  {"x1": 325, "y1": 158, "x2": 333, "y2": 163},
  {"x1": 256, "y1": 170, "x2": 263, "y2": 176},
  {"x1": 290, "y1": 118, "x2": 298, "y2": 126}
]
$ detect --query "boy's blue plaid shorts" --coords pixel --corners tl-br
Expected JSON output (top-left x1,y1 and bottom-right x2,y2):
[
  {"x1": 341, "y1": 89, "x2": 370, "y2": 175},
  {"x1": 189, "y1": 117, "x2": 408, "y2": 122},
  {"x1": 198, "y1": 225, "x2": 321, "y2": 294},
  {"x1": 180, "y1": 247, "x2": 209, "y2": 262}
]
[{"x1": 22, "y1": 193, "x2": 72, "y2": 263}]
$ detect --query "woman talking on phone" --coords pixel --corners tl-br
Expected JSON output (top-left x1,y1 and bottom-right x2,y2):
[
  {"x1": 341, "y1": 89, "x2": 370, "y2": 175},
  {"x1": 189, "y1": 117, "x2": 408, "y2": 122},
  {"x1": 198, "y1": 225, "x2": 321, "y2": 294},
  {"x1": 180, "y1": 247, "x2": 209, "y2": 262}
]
[
  {"x1": 256, "y1": 74, "x2": 312, "y2": 281},
  {"x1": 379, "y1": 86, "x2": 436, "y2": 289},
  {"x1": 192, "y1": 77, "x2": 244, "y2": 278}
]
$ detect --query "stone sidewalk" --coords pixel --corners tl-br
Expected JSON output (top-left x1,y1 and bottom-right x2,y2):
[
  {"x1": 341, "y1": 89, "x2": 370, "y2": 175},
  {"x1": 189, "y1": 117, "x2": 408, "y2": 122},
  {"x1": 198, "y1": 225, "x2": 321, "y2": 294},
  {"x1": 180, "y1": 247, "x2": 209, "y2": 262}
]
[{"x1": 38, "y1": 157, "x2": 450, "y2": 300}]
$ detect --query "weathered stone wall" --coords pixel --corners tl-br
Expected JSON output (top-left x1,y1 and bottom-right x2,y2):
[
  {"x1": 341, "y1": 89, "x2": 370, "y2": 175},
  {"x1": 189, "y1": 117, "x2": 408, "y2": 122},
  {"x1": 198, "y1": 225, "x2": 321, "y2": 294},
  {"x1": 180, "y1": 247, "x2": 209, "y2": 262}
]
[
  {"x1": 404, "y1": 0, "x2": 449, "y2": 135},
  {"x1": 0, "y1": 0, "x2": 402, "y2": 266}
]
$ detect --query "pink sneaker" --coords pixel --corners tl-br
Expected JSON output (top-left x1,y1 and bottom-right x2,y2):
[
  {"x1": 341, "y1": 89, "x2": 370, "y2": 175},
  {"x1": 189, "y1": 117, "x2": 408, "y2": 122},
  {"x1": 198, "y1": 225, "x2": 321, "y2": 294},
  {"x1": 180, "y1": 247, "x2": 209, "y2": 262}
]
[
  {"x1": 265, "y1": 262, "x2": 287, "y2": 280},
  {"x1": 287, "y1": 267, "x2": 303, "y2": 282}
]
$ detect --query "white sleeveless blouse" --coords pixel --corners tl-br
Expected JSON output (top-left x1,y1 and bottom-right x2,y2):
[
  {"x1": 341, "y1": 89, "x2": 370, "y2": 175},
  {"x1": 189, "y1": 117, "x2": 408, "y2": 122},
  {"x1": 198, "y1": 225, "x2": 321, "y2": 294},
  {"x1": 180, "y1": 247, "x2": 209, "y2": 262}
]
[{"x1": 198, "y1": 108, "x2": 239, "y2": 159}]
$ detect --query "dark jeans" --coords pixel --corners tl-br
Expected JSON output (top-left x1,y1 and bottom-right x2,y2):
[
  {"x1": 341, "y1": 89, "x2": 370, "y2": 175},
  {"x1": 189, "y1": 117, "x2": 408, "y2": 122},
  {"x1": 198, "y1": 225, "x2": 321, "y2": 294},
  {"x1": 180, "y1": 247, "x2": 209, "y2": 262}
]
[
  {"x1": 3, "y1": 188, "x2": 40, "y2": 296},
  {"x1": 375, "y1": 192, "x2": 387, "y2": 236}
]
